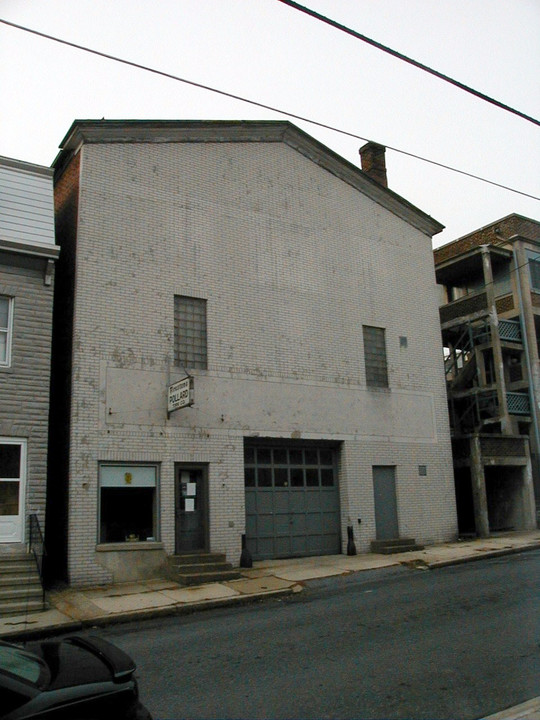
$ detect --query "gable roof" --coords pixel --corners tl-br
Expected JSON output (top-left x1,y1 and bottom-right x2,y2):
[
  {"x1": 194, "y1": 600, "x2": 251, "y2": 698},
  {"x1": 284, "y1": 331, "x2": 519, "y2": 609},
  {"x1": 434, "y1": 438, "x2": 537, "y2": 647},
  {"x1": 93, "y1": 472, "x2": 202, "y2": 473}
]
[{"x1": 53, "y1": 119, "x2": 444, "y2": 237}]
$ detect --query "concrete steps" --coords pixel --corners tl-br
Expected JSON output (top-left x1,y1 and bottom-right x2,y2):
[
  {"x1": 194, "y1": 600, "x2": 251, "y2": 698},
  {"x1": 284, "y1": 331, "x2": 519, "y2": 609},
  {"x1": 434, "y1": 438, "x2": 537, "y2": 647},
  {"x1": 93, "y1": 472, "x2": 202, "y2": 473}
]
[
  {"x1": 167, "y1": 552, "x2": 242, "y2": 586},
  {"x1": 0, "y1": 552, "x2": 46, "y2": 616},
  {"x1": 370, "y1": 538, "x2": 424, "y2": 555}
]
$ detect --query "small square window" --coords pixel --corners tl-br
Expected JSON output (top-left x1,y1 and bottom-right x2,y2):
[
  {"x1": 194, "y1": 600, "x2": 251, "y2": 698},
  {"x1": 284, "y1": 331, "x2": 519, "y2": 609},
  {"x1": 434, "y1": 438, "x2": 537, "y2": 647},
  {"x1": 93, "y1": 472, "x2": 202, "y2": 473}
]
[{"x1": 418, "y1": 465, "x2": 427, "y2": 476}]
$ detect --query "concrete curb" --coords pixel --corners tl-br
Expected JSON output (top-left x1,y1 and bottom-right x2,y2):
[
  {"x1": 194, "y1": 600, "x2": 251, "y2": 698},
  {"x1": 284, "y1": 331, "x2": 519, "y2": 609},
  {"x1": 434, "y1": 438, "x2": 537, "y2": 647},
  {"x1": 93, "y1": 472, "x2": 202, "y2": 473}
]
[
  {"x1": 427, "y1": 541, "x2": 540, "y2": 569},
  {"x1": 1, "y1": 536, "x2": 538, "y2": 643},
  {"x1": 0, "y1": 586, "x2": 299, "y2": 641},
  {"x1": 480, "y1": 696, "x2": 540, "y2": 719}
]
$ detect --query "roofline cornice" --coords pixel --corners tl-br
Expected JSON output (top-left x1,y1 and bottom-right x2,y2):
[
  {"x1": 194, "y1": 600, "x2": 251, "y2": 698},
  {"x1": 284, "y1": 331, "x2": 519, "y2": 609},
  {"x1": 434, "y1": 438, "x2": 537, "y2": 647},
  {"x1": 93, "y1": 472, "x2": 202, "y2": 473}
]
[
  {"x1": 0, "y1": 155, "x2": 53, "y2": 178},
  {"x1": 53, "y1": 119, "x2": 444, "y2": 237},
  {"x1": 0, "y1": 237, "x2": 60, "y2": 260}
]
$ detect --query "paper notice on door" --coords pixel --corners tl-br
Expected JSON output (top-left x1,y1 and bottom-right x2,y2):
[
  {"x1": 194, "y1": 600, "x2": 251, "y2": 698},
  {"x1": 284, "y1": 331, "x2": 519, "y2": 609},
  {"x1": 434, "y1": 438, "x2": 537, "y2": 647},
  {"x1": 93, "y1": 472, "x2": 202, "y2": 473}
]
[
  {"x1": 186, "y1": 483, "x2": 196, "y2": 496},
  {"x1": 185, "y1": 498, "x2": 195, "y2": 512}
]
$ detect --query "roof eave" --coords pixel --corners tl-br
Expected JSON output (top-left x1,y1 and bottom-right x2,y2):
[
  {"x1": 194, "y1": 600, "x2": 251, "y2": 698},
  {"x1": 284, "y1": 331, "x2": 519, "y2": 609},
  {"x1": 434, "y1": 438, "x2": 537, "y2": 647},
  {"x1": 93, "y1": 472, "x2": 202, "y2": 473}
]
[{"x1": 53, "y1": 119, "x2": 444, "y2": 237}]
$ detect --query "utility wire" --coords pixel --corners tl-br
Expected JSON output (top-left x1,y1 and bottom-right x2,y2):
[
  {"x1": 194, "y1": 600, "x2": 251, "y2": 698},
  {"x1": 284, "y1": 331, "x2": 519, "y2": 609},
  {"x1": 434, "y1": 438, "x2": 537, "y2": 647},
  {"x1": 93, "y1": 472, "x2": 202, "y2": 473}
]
[
  {"x1": 276, "y1": 0, "x2": 540, "y2": 128},
  {"x1": 1, "y1": 18, "x2": 539, "y2": 201}
]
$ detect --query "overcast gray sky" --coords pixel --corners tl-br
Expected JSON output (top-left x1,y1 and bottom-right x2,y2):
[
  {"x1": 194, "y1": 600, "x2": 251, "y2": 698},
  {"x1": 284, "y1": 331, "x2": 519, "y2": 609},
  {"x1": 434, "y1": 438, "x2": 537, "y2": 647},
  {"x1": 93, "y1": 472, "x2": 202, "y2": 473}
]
[{"x1": 1, "y1": 0, "x2": 539, "y2": 247}]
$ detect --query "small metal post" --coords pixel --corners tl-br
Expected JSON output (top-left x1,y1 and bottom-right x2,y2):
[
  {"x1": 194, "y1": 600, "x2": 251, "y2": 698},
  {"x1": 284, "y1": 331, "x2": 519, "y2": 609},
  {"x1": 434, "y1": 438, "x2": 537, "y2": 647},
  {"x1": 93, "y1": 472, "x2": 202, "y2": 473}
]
[
  {"x1": 347, "y1": 525, "x2": 357, "y2": 556},
  {"x1": 240, "y1": 533, "x2": 253, "y2": 568}
]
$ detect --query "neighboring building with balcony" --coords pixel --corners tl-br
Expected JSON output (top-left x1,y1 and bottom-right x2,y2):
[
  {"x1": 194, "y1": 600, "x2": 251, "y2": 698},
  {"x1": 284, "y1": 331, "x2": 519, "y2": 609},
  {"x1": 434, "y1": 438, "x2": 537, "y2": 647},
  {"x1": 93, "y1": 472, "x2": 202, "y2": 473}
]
[
  {"x1": 0, "y1": 156, "x2": 59, "y2": 614},
  {"x1": 49, "y1": 119, "x2": 458, "y2": 587},
  {"x1": 434, "y1": 215, "x2": 539, "y2": 536}
]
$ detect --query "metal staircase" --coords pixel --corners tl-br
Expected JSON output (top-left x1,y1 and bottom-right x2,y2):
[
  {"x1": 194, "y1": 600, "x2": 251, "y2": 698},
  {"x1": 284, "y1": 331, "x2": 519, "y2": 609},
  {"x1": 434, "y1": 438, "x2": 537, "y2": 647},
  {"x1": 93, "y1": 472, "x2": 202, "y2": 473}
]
[{"x1": 444, "y1": 318, "x2": 528, "y2": 434}]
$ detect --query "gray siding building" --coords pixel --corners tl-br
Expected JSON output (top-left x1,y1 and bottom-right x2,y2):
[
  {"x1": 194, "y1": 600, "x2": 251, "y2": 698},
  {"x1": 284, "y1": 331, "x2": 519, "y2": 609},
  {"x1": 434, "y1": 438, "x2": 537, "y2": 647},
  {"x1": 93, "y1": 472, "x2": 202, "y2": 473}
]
[
  {"x1": 51, "y1": 120, "x2": 458, "y2": 587},
  {"x1": 0, "y1": 156, "x2": 59, "y2": 547}
]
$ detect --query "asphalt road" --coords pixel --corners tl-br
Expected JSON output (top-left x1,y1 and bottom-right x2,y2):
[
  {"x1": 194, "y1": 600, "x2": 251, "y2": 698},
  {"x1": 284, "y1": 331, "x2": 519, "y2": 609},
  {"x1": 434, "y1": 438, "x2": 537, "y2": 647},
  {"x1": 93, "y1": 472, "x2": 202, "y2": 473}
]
[{"x1": 91, "y1": 549, "x2": 539, "y2": 719}]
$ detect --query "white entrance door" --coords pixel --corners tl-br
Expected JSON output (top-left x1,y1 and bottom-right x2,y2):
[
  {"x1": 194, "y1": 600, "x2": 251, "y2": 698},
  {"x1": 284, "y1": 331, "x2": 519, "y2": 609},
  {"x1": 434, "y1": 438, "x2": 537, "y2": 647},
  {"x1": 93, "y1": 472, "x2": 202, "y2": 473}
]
[{"x1": 0, "y1": 440, "x2": 26, "y2": 543}]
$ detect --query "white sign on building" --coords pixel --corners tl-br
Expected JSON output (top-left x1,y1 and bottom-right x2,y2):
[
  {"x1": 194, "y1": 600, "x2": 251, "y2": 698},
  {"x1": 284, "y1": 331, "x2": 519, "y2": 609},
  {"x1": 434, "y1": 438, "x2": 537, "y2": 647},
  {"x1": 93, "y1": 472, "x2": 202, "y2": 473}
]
[{"x1": 167, "y1": 376, "x2": 194, "y2": 413}]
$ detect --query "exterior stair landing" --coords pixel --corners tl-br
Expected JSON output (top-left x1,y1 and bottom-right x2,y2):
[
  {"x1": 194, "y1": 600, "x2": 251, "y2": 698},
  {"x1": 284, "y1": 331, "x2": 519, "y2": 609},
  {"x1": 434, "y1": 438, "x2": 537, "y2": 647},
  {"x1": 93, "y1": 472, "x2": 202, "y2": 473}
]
[
  {"x1": 0, "y1": 549, "x2": 46, "y2": 617},
  {"x1": 370, "y1": 538, "x2": 424, "y2": 555},
  {"x1": 167, "y1": 552, "x2": 242, "y2": 586}
]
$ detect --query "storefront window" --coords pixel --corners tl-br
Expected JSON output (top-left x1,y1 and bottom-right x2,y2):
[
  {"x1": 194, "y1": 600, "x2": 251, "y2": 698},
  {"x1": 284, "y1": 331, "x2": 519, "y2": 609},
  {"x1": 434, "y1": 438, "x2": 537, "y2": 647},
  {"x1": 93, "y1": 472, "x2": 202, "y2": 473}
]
[{"x1": 99, "y1": 464, "x2": 158, "y2": 543}]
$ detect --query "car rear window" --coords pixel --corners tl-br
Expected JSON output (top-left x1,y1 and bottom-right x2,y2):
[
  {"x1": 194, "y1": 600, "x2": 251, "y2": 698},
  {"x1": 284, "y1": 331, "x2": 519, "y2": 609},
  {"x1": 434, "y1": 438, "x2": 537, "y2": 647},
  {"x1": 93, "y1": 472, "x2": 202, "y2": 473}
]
[{"x1": 0, "y1": 645, "x2": 44, "y2": 685}]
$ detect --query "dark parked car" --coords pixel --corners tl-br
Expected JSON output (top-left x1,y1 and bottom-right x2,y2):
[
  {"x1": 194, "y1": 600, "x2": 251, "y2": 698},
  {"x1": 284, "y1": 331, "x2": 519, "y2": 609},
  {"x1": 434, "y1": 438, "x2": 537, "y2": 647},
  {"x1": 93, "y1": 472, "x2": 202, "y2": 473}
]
[{"x1": 0, "y1": 634, "x2": 152, "y2": 719}]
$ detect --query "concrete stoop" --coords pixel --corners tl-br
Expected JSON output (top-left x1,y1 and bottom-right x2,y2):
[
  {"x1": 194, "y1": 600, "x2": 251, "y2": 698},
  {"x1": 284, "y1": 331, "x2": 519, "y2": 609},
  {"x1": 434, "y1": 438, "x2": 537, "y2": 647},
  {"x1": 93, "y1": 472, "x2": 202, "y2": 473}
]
[
  {"x1": 0, "y1": 552, "x2": 46, "y2": 617},
  {"x1": 370, "y1": 538, "x2": 424, "y2": 555},
  {"x1": 167, "y1": 552, "x2": 242, "y2": 586}
]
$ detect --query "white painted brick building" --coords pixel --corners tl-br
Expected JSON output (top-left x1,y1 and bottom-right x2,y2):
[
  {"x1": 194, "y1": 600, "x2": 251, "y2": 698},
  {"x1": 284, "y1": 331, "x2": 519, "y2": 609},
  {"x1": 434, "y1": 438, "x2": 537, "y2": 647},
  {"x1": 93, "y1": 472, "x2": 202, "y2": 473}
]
[{"x1": 51, "y1": 120, "x2": 457, "y2": 587}]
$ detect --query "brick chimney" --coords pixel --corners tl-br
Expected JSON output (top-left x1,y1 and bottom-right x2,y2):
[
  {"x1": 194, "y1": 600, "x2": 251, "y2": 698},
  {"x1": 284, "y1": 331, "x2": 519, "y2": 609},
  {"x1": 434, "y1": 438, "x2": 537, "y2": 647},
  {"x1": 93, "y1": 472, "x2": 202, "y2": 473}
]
[{"x1": 359, "y1": 142, "x2": 388, "y2": 188}]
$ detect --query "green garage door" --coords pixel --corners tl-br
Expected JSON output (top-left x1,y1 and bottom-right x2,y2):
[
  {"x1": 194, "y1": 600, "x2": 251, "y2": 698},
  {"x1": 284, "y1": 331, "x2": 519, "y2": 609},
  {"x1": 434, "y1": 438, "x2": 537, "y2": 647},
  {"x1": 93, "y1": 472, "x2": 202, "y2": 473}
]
[{"x1": 244, "y1": 443, "x2": 341, "y2": 560}]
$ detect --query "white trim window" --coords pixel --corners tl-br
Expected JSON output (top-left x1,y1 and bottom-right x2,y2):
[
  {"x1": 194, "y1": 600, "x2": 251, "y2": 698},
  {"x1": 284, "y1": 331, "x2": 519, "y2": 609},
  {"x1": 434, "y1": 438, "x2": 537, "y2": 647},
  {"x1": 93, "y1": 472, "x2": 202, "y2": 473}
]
[
  {"x1": 99, "y1": 463, "x2": 159, "y2": 543},
  {"x1": 0, "y1": 439, "x2": 26, "y2": 543},
  {"x1": 0, "y1": 296, "x2": 13, "y2": 367}
]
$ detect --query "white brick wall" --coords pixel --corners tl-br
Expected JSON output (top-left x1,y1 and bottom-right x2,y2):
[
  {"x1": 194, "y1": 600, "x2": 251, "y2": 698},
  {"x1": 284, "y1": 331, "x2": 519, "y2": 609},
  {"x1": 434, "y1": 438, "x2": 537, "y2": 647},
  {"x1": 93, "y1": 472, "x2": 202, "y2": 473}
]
[{"x1": 64, "y1": 138, "x2": 456, "y2": 585}]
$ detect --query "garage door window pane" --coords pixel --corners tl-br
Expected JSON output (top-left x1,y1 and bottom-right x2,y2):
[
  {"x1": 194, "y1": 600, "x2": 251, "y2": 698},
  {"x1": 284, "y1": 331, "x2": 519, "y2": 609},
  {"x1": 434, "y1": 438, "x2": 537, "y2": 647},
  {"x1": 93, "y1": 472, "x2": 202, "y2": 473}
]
[
  {"x1": 258, "y1": 468, "x2": 272, "y2": 487},
  {"x1": 244, "y1": 468, "x2": 255, "y2": 487},
  {"x1": 289, "y1": 449, "x2": 303, "y2": 465},
  {"x1": 257, "y1": 449, "x2": 271, "y2": 465},
  {"x1": 321, "y1": 469, "x2": 335, "y2": 486},
  {"x1": 274, "y1": 469, "x2": 288, "y2": 487},
  {"x1": 290, "y1": 468, "x2": 304, "y2": 487},
  {"x1": 273, "y1": 449, "x2": 287, "y2": 464},
  {"x1": 244, "y1": 447, "x2": 255, "y2": 464},
  {"x1": 319, "y1": 450, "x2": 333, "y2": 465}
]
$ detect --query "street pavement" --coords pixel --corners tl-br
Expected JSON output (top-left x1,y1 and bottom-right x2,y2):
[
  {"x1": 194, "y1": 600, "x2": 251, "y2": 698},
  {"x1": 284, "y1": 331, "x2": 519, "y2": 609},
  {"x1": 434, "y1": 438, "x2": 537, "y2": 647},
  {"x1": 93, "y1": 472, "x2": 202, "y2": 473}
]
[{"x1": 1, "y1": 529, "x2": 539, "y2": 719}]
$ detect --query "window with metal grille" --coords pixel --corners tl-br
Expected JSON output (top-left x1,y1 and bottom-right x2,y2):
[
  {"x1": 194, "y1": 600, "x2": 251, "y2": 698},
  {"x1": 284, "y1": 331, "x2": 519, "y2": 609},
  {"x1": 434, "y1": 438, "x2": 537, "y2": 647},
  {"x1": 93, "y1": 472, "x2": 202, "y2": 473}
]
[
  {"x1": 174, "y1": 295, "x2": 207, "y2": 369},
  {"x1": 363, "y1": 325, "x2": 389, "y2": 388},
  {"x1": 0, "y1": 296, "x2": 13, "y2": 367}
]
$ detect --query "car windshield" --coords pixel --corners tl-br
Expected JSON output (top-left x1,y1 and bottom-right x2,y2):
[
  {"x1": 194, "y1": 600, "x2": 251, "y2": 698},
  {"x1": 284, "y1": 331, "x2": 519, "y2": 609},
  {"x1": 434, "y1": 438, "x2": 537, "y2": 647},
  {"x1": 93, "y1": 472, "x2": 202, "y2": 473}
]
[{"x1": 0, "y1": 644, "x2": 47, "y2": 686}]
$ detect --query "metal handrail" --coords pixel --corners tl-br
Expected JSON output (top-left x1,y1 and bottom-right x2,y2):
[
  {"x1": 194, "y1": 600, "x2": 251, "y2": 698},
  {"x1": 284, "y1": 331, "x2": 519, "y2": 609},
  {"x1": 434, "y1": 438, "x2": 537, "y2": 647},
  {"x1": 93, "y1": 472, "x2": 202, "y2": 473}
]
[{"x1": 28, "y1": 513, "x2": 46, "y2": 599}]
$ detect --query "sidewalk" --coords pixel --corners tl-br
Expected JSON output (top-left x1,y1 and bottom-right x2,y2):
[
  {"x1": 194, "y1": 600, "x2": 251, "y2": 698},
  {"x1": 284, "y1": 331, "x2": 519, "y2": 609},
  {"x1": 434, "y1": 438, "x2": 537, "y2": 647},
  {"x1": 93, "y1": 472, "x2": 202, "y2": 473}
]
[
  {"x1": 1, "y1": 531, "x2": 539, "y2": 718},
  {"x1": 1, "y1": 530, "x2": 539, "y2": 640}
]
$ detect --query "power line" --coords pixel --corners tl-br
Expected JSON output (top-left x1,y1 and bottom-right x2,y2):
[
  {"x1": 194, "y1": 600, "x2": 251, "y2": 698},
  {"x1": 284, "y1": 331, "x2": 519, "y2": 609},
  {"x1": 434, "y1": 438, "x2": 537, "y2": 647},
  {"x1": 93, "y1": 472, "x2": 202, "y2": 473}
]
[
  {"x1": 1, "y1": 17, "x2": 539, "y2": 202},
  {"x1": 276, "y1": 0, "x2": 540, "y2": 128}
]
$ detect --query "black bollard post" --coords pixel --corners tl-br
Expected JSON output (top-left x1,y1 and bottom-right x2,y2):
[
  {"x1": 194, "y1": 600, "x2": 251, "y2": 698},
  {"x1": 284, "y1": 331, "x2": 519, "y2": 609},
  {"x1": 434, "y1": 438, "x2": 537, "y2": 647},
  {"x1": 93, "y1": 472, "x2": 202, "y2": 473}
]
[
  {"x1": 347, "y1": 525, "x2": 357, "y2": 556},
  {"x1": 240, "y1": 533, "x2": 253, "y2": 568}
]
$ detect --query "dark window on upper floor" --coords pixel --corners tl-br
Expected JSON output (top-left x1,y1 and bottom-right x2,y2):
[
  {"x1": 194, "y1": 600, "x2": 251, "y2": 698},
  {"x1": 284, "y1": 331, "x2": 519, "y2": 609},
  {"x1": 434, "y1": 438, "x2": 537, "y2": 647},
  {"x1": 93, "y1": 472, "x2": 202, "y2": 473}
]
[
  {"x1": 363, "y1": 325, "x2": 389, "y2": 388},
  {"x1": 529, "y1": 252, "x2": 540, "y2": 292},
  {"x1": 174, "y1": 295, "x2": 207, "y2": 370}
]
